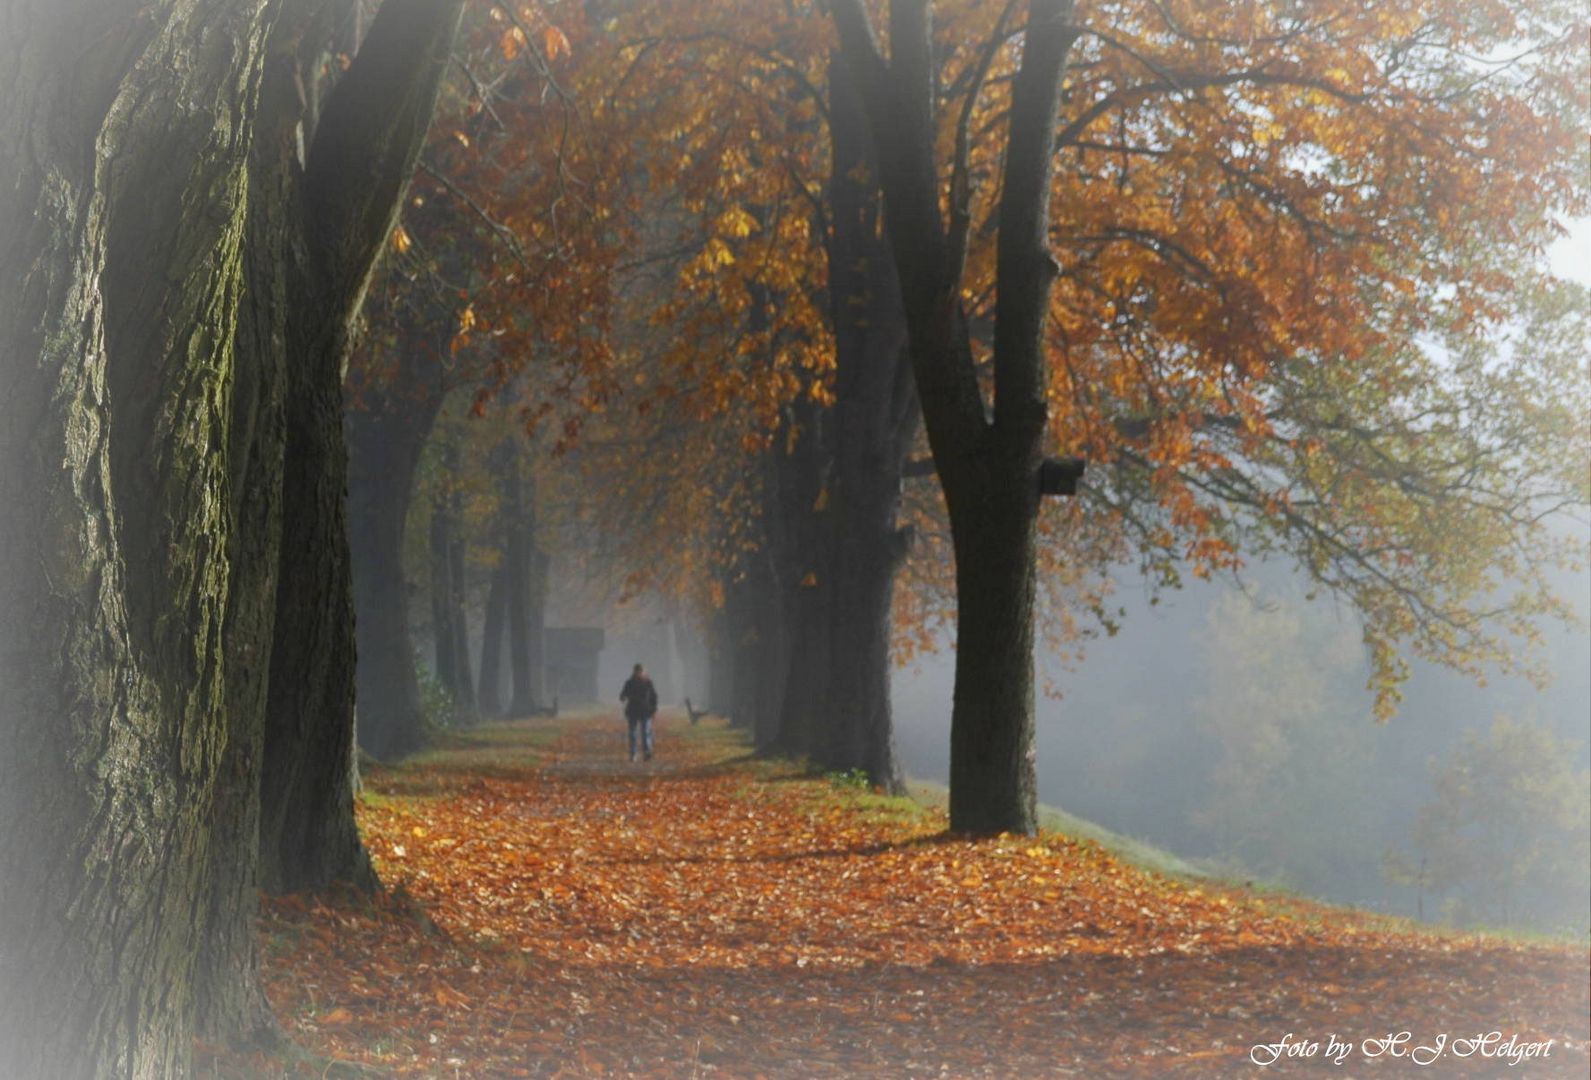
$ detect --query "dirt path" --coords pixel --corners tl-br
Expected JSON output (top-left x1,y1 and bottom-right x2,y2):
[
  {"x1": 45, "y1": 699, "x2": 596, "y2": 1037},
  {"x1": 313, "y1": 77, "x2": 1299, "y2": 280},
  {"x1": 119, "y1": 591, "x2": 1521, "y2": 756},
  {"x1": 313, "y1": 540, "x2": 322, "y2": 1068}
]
[{"x1": 207, "y1": 713, "x2": 1590, "y2": 1078}]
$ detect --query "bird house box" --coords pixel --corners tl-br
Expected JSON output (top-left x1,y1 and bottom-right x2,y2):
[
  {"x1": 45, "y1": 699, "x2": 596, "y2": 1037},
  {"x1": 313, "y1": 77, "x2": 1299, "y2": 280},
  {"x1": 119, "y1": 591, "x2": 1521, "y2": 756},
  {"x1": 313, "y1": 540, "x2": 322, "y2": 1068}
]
[{"x1": 1038, "y1": 456, "x2": 1085, "y2": 497}]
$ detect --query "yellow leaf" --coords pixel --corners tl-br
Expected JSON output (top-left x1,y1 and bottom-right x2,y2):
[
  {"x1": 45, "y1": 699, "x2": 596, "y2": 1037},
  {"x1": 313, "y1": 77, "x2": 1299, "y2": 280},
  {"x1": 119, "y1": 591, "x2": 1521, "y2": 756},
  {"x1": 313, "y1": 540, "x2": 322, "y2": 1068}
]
[
  {"x1": 701, "y1": 238, "x2": 735, "y2": 269},
  {"x1": 718, "y1": 205, "x2": 758, "y2": 238}
]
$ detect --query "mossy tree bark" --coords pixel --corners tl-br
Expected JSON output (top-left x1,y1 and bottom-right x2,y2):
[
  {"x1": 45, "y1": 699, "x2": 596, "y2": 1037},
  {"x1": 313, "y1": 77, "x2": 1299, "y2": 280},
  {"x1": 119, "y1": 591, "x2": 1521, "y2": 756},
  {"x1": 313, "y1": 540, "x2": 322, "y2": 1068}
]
[
  {"x1": 0, "y1": 0, "x2": 463, "y2": 1070},
  {"x1": 0, "y1": 2, "x2": 272, "y2": 1074},
  {"x1": 195, "y1": 0, "x2": 308, "y2": 1041}
]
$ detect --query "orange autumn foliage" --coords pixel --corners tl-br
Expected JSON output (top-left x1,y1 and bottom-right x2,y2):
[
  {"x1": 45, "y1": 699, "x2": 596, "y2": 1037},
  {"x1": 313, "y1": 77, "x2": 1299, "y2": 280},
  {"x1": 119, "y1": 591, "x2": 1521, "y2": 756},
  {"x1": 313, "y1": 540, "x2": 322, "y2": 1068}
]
[
  {"x1": 874, "y1": 0, "x2": 1587, "y2": 705},
  {"x1": 378, "y1": 0, "x2": 1586, "y2": 712}
]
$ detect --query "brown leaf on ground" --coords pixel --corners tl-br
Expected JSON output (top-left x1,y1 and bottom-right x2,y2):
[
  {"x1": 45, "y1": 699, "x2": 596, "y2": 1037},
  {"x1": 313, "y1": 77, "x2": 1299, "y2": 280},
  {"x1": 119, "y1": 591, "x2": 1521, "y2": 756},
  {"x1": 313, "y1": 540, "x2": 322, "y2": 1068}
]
[{"x1": 198, "y1": 713, "x2": 1591, "y2": 1078}]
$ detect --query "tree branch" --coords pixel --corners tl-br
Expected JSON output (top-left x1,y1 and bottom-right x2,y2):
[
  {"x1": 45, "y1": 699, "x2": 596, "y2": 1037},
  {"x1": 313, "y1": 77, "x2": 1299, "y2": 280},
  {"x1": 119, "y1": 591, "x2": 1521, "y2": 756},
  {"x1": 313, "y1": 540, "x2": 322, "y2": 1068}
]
[
  {"x1": 947, "y1": 0, "x2": 1020, "y2": 289},
  {"x1": 992, "y1": 0, "x2": 1078, "y2": 435},
  {"x1": 303, "y1": 0, "x2": 466, "y2": 312}
]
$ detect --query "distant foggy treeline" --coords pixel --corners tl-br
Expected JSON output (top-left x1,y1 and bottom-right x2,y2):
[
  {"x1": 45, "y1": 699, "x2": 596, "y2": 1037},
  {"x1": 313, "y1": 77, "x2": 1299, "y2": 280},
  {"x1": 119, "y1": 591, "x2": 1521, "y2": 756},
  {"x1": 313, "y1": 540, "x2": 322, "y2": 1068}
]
[{"x1": 894, "y1": 562, "x2": 1591, "y2": 936}]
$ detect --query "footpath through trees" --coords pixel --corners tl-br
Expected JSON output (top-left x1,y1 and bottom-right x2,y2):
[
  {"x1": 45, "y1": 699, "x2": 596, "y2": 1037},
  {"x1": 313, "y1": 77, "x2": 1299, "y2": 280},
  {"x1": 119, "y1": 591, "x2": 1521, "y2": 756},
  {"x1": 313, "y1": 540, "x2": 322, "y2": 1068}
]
[{"x1": 202, "y1": 712, "x2": 1589, "y2": 1078}]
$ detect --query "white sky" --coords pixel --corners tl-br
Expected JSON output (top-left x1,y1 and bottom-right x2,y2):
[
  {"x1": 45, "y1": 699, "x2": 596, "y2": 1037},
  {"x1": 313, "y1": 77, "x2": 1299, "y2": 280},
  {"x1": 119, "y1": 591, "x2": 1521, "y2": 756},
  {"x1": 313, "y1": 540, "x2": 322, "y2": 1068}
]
[{"x1": 1549, "y1": 218, "x2": 1591, "y2": 286}]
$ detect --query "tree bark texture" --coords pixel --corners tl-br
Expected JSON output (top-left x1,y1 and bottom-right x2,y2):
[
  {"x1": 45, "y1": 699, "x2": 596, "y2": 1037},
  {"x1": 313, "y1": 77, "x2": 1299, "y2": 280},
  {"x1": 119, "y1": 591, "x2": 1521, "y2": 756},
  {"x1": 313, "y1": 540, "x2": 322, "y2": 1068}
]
[
  {"x1": 832, "y1": 0, "x2": 1077, "y2": 833},
  {"x1": 0, "y1": 3, "x2": 271, "y2": 1074},
  {"x1": 0, "y1": 0, "x2": 463, "y2": 1070},
  {"x1": 195, "y1": 3, "x2": 309, "y2": 1039},
  {"x1": 257, "y1": 0, "x2": 464, "y2": 892},
  {"x1": 809, "y1": 55, "x2": 917, "y2": 792}
]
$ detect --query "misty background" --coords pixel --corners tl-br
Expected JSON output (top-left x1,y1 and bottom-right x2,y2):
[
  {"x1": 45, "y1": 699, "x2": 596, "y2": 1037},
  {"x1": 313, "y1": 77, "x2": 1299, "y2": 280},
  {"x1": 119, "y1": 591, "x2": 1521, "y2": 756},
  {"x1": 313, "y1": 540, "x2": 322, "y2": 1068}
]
[{"x1": 890, "y1": 560, "x2": 1589, "y2": 929}]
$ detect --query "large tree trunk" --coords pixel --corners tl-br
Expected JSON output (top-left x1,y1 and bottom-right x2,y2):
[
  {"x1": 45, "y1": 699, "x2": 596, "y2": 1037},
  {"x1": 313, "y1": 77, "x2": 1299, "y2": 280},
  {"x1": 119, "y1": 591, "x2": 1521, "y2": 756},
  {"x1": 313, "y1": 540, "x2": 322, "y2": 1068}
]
[
  {"x1": 258, "y1": 0, "x2": 464, "y2": 892},
  {"x1": 945, "y1": 482, "x2": 1042, "y2": 831},
  {"x1": 0, "y1": 3, "x2": 273, "y2": 1074},
  {"x1": 347, "y1": 375, "x2": 438, "y2": 759},
  {"x1": 768, "y1": 54, "x2": 915, "y2": 786},
  {"x1": 833, "y1": 0, "x2": 1076, "y2": 833},
  {"x1": 0, "y1": 0, "x2": 463, "y2": 1068},
  {"x1": 768, "y1": 393, "x2": 833, "y2": 757},
  {"x1": 258, "y1": 260, "x2": 377, "y2": 891},
  {"x1": 806, "y1": 55, "x2": 916, "y2": 792}
]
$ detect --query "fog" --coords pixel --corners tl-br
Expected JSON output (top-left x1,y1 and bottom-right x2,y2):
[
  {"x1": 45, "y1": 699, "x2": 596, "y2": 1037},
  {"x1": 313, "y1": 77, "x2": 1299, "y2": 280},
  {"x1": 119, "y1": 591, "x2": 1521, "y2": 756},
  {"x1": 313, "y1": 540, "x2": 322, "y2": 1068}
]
[{"x1": 892, "y1": 557, "x2": 1591, "y2": 931}]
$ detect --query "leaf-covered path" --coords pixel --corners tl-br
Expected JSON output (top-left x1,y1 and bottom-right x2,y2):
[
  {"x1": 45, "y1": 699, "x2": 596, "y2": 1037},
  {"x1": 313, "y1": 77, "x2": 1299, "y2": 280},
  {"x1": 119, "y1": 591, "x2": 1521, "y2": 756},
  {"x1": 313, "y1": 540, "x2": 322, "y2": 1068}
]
[{"x1": 204, "y1": 712, "x2": 1589, "y2": 1078}]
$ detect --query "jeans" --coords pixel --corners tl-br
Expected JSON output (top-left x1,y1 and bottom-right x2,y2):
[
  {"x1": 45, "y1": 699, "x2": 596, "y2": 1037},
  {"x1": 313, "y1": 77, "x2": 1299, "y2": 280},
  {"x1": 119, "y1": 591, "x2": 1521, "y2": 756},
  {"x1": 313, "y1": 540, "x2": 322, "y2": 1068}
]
[{"x1": 627, "y1": 714, "x2": 654, "y2": 758}]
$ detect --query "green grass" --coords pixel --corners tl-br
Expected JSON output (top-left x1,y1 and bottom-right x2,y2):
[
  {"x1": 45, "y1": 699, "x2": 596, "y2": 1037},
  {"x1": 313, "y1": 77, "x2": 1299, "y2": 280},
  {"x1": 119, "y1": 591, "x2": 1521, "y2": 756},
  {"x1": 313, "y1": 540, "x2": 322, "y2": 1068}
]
[
  {"x1": 657, "y1": 717, "x2": 1215, "y2": 877},
  {"x1": 901, "y1": 778, "x2": 1213, "y2": 880}
]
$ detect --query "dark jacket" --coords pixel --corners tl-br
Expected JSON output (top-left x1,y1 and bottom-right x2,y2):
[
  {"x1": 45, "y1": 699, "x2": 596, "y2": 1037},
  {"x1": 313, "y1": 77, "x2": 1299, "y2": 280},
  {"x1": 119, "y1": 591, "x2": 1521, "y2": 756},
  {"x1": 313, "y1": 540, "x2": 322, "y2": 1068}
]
[{"x1": 620, "y1": 674, "x2": 658, "y2": 719}]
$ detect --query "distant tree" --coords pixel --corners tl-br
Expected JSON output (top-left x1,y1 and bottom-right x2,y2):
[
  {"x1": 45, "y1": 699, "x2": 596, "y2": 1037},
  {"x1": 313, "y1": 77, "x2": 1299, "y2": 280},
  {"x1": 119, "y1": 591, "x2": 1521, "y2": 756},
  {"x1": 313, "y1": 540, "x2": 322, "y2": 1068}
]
[
  {"x1": 1393, "y1": 715, "x2": 1591, "y2": 931},
  {"x1": 1189, "y1": 587, "x2": 1382, "y2": 891}
]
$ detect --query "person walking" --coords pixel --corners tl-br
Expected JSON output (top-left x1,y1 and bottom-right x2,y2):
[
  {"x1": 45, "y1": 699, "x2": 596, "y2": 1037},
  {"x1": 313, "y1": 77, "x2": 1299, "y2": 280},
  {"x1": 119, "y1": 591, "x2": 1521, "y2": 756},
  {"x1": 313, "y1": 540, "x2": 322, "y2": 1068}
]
[{"x1": 619, "y1": 662, "x2": 659, "y2": 763}]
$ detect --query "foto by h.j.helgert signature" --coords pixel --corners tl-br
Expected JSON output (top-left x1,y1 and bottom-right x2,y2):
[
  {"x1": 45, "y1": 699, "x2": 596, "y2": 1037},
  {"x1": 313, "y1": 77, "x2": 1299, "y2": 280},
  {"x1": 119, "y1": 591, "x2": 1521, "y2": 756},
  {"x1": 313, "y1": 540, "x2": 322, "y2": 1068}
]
[{"x1": 1249, "y1": 1030, "x2": 1555, "y2": 1067}]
